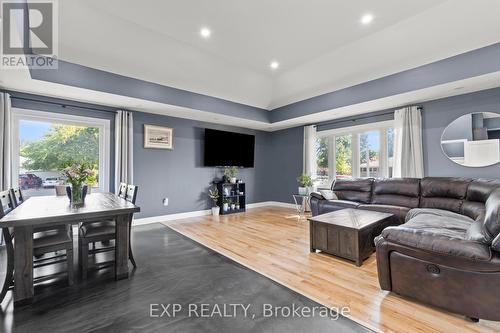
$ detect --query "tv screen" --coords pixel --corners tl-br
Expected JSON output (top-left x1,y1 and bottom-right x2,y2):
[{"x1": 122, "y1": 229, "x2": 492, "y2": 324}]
[{"x1": 204, "y1": 129, "x2": 255, "y2": 167}]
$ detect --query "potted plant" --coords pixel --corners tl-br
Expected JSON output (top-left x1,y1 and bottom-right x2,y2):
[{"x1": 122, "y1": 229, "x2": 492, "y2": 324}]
[
  {"x1": 208, "y1": 186, "x2": 220, "y2": 216},
  {"x1": 223, "y1": 198, "x2": 230, "y2": 212},
  {"x1": 297, "y1": 173, "x2": 313, "y2": 195},
  {"x1": 235, "y1": 202, "x2": 240, "y2": 210},
  {"x1": 230, "y1": 200, "x2": 236, "y2": 210},
  {"x1": 224, "y1": 166, "x2": 238, "y2": 184}
]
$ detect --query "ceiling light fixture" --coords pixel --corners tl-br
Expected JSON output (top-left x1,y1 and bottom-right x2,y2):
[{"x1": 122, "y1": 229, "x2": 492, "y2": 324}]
[
  {"x1": 270, "y1": 61, "x2": 279, "y2": 70},
  {"x1": 361, "y1": 13, "x2": 374, "y2": 25},
  {"x1": 200, "y1": 27, "x2": 211, "y2": 38}
]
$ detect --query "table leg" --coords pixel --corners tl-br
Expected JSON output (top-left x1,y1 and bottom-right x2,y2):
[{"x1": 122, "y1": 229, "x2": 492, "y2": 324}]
[
  {"x1": 115, "y1": 214, "x2": 130, "y2": 280},
  {"x1": 14, "y1": 226, "x2": 34, "y2": 305}
]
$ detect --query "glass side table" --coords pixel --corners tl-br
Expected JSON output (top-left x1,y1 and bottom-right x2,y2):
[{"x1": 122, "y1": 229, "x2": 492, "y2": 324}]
[{"x1": 292, "y1": 194, "x2": 310, "y2": 219}]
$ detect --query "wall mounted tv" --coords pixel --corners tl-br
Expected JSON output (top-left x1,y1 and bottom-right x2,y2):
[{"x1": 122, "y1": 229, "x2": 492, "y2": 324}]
[{"x1": 204, "y1": 129, "x2": 255, "y2": 167}]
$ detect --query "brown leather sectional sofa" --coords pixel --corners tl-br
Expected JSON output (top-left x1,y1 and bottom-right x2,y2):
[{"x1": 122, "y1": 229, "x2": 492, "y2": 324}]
[{"x1": 310, "y1": 177, "x2": 500, "y2": 321}]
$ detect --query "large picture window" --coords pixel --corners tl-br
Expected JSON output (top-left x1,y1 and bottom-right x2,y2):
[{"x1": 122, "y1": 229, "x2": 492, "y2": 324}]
[
  {"x1": 12, "y1": 109, "x2": 111, "y2": 198},
  {"x1": 315, "y1": 121, "x2": 394, "y2": 187}
]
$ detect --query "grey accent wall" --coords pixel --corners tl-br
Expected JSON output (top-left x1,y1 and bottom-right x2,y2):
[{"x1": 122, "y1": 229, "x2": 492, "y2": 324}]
[
  {"x1": 132, "y1": 112, "x2": 271, "y2": 218},
  {"x1": 421, "y1": 87, "x2": 500, "y2": 178},
  {"x1": 266, "y1": 127, "x2": 304, "y2": 203}
]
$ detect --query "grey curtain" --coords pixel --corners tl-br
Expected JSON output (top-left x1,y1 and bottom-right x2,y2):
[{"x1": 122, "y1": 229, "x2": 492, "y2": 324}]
[
  {"x1": 393, "y1": 106, "x2": 424, "y2": 178},
  {"x1": 115, "y1": 110, "x2": 134, "y2": 193}
]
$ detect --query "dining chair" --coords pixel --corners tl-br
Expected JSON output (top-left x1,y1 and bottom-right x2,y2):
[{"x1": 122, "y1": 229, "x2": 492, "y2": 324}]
[
  {"x1": 0, "y1": 190, "x2": 16, "y2": 303},
  {"x1": 4, "y1": 188, "x2": 75, "y2": 291},
  {"x1": 78, "y1": 185, "x2": 138, "y2": 279},
  {"x1": 10, "y1": 187, "x2": 24, "y2": 206},
  {"x1": 118, "y1": 182, "x2": 127, "y2": 199}
]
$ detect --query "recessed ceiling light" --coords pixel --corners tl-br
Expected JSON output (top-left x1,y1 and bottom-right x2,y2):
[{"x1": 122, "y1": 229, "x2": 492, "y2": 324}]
[
  {"x1": 200, "y1": 27, "x2": 211, "y2": 38},
  {"x1": 270, "y1": 61, "x2": 279, "y2": 70},
  {"x1": 361, "y1": 13, "x2": 374, "y2": 25}
]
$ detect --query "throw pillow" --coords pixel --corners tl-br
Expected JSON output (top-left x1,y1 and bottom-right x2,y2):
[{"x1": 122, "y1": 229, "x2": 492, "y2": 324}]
[{"x1": 319, "y1": 189, "x2": 338, "y2": 200}]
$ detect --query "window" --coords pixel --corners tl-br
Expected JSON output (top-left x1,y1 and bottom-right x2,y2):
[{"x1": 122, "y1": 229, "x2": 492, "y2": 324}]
[
  {"x1": 315, "y1": 121, "x2": 394, "y2": 186},
  {"x1": 12, "y1": 109, "x2": 110, "y2": 198}
]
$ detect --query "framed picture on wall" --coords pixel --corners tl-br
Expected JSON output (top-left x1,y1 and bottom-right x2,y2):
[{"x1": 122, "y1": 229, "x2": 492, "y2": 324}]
[{"x1": 144, "y1": 124, "x2": 173, "y2": 149}]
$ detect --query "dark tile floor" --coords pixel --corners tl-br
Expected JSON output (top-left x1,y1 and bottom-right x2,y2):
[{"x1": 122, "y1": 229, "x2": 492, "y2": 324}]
[{"x1": 0, "y1": 224, "x2": 372, "y2": 333}]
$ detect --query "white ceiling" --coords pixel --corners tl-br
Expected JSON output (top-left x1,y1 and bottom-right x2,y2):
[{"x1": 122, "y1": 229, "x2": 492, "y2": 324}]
[
  {"x1": 54, "y1": 0, "x2": 500, "y2": 109},
  {"x1": 2, "y1": 0, "x2": 500, "y2": 132}
]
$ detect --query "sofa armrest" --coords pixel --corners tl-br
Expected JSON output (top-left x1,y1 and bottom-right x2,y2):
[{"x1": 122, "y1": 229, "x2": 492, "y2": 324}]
[
  {"x1": 380, "y1": 226, "x2": 491, "y2": 261},
  {"x1": 310, "y1": 192, "x2": 325, "y2": 200}
]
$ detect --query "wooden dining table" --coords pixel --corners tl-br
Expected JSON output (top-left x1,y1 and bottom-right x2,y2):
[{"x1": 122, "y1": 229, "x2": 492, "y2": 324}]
[{"x1": 0, "y1": 192, "x2": 140, "y2": 306}]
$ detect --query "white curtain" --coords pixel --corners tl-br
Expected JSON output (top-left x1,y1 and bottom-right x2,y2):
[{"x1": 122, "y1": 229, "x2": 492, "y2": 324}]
[
  {"x1": 0, "y1": 92, "x2": 12, "y2": 246},
  {"x1": 115, "y1": 110, "x2": 134, "y2": 193},
  {"x1": 393, "y1": 106, "x2": 424, "y2": 178},
  {"x1": 0, "y1": 92, "x2": 12, "y2": 191},
  {"x1": 303, "y1": 125, "x2": 317, "y2": 177}
]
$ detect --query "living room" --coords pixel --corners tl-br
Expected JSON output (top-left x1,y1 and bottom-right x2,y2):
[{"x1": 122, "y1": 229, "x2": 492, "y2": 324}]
[{"x1": 1, "y1": 1, "x2": 500, "y2": 332}]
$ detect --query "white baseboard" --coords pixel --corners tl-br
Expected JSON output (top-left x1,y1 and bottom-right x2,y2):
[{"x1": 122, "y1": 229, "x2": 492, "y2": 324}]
[{"x1": 132, "y1": 201, "x2": 296, "y2": 226}]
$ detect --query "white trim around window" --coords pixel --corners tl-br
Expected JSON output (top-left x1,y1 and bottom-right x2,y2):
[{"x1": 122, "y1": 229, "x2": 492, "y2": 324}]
[
  {"x1": 316, "y1": 120, "x2": 394, "y2": 183},
  {"x1": 11, "y1": 108, "x2": 111, "y2": 192}
]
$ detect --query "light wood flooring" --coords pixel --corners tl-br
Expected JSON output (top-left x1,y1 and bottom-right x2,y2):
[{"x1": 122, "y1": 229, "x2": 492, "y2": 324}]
[{"x1": 167, "y1": 206, "x2": 500, "y2": 333}]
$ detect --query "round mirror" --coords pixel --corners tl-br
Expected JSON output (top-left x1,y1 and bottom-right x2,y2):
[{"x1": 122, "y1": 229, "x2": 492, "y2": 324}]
[{"x1": 441, "y1": 112, "x2": 500, "y2": 167}]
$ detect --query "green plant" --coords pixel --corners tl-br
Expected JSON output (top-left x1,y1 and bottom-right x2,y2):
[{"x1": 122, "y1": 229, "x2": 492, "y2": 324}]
[
  {"x1": 223, "y1": 198, "x2": 231, "y2": 205},
  {"x1": 224, "y1": 166, "x2": 238, "y2": 179},
  {"x1": 297, "y1": 173, "x2": 313, "y2": 187},
  {"x1": 208, "y1": 186, "x2": 219, "y2": 206}
]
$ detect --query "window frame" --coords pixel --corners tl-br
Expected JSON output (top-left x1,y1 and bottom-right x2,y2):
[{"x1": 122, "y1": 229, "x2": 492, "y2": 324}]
[
  {"x1": 11, "y1": 108, "x2": 111, "y2": 192},
  {"x1": 316, "y1": 120, "x2": 394, "y2": 184}
]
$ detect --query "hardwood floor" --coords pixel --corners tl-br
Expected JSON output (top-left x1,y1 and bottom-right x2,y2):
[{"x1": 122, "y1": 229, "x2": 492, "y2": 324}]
[{"x1": 167, "y1": 206, "x2": 500, "y2": 333}]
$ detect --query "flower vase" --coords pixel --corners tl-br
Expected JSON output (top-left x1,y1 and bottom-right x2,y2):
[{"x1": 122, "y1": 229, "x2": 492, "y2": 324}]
[{"x1": 66, "y1": 184, "x2": 88, "y2": 206}]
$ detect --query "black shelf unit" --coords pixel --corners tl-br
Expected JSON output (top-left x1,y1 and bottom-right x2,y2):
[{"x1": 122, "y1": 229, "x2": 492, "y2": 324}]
[{"x1": 216, "y1": 182, "x2": 246, "y2": 215}]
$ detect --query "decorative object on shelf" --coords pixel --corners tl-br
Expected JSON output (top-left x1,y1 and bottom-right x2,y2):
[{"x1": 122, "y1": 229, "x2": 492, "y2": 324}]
[
  {"x1": 144, "y1": 124, "x2": 173, "y2": 149},
  {"x1": 297, "y1": 173, "x2": 313, "y2": 195},
  {"x1": 216, "y1": 182, "x2": 246, "y2": 215},
  {"x1": 223, "y1": 198, "x2": 230, "y2": 212},
  {"x1": 62, "y1": 164, "x2": 95, "y2": 206},
  {"x1": 441, "y1": 112, "x2": 500, "y2": 167},
  {"x1": 208, "y1": 186, "x2": 220, "y2": 216},
  {"x1": 224, "y1": 166, "x2": 238, "y2": 184}
]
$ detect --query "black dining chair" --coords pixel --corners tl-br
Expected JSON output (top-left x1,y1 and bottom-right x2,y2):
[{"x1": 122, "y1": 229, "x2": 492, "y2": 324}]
[
  {"x1": 118, "y1": 182, "x2": 127, "y2": 199},
  {"x1": 78, "y1": 184, "x2": 138, "y2": 279}
]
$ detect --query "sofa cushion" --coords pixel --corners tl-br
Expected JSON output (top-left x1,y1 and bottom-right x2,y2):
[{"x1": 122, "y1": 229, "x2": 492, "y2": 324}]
[
  {"x1": 381, "y1": 215, "x2": 491, "y2": 261},
  {"x1": 358, "y1": 204, "x2": 410, "y2": 224},
  {"x1": 406, "y1": 208, "x2": 475, "y2": 224},
  {"x1": 419, "y1": 177, "x2": 471, "y2": 213},
  {"x1": 462, "y1": 179, "x2": 500, "y2": 221},
  {"x1": 332, "y1": 178, "x2": 373, "y2": 204},
  {"x1": 371, "y1": 178, "x2": 420, "y2": 208}
]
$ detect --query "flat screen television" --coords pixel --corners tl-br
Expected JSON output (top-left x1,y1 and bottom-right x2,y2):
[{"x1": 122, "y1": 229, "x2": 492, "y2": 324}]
[{"x1": 204, "y1": 129, "x2": 255, "y2": 167}]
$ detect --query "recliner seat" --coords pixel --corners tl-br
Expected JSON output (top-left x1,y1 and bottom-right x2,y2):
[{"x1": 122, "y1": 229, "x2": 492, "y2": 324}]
[{"x1": 310, "y1": 177, "x2": 500, "y2": 321}]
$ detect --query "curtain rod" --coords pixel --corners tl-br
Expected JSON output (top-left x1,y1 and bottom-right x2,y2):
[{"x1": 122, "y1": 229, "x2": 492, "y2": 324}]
[
  {"x1": 9, "y1": 95, "x2": 119, "y2": 114},
  {"x1": 314, "y1": 106, "x2": 423, "y2": 128}
]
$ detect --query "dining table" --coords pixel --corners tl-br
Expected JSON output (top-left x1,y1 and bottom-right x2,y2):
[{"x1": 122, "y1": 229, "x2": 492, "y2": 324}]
[{"x1": 0, "y1": 192, "x2": 140, "y2": 306}]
